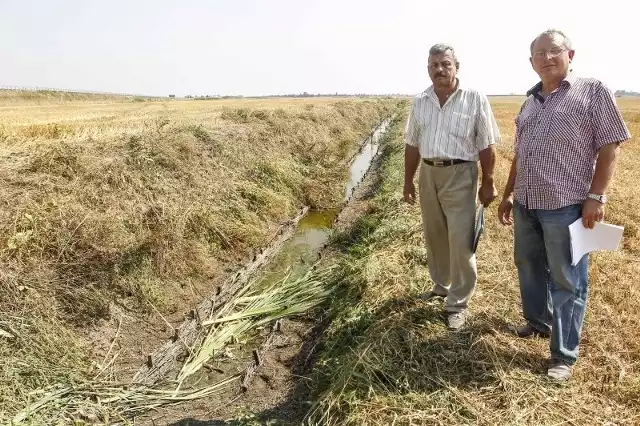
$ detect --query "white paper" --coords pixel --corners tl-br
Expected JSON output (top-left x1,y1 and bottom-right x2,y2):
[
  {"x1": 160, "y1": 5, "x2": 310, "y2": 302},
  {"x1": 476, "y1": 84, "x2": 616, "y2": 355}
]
[{"x1": 569, "y1": 219, "x2": 624, "y2": 265}]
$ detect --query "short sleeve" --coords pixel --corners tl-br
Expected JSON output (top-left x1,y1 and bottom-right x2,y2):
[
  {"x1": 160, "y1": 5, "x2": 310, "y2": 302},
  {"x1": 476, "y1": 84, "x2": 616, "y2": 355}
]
[
  {"x1": 404, "y1": 98, "x2": 420, "y2": 148},
  {"x1": 514, "y1": 101, "x2": 526, "y2": 154},
  {"x1": 591, "y1": 82, "x2": 631, "y2": 151},
  {"x1": 475, "y1": 93, "x2": 501, "y2": 151}
]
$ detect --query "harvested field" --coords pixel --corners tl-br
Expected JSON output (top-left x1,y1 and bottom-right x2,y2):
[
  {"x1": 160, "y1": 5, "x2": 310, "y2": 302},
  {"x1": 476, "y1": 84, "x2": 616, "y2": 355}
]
[
  {"x1": 2, "y1": 91, "x2": 639, "y2": 426},
  {"x1": 302, "y1": 96, "x2": 640, "y2": 426}
]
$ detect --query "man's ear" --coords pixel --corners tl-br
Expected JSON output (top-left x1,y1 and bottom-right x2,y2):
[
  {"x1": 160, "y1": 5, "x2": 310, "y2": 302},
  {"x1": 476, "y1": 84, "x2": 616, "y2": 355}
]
[{"x1": 568, "y1": 50, "x2": 575, "y2": 61}]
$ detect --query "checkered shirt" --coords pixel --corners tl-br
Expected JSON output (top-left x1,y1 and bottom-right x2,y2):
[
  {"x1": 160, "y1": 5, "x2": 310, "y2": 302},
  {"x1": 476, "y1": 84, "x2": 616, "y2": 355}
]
[{"x1": 514, "y1": 73, "x2": 631, "y2": 210}]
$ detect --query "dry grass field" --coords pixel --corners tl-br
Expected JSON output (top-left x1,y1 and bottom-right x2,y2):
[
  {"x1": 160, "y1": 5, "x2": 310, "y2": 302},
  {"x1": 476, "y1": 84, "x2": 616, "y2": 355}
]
[
  {"x1": 303, "y1": 96, "x2": 640, "y2": 426},
  {"x1": 1, "y1": 90, "x2": 638, "y2": 425},
  {"x1": 0, "y1": 90, "x2": 400, "y2": 423}
]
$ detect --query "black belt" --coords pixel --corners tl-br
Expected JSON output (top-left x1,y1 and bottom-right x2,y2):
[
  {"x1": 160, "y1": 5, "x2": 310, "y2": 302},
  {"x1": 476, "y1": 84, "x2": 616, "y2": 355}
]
[{"x1": 423, "y1": 158, "x2": 471, "y2": 167}]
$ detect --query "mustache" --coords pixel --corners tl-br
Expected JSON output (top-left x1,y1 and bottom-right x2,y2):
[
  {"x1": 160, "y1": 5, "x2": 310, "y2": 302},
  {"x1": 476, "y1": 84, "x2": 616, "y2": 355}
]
[{"x1": 435, "y1": 73, "x2": 446, "y2": 77}]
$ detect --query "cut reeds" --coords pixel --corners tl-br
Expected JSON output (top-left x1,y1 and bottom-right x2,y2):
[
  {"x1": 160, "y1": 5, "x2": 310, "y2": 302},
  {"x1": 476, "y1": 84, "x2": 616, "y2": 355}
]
[
  {"x1": 12, "y1": 376, "x2": 239, "y2": 425},
  {"x1": 178, "y1": 266, "x2": 336, "y2": 384}
]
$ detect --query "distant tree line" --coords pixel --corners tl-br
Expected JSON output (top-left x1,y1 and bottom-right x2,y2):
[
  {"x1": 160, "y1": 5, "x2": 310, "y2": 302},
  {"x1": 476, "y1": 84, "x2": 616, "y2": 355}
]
[
  {"x1": 184, "y1": 94, "x2": 225, "y2": 99},
  {"x1": 255, "y1": 92, "x2": 405, "y2": 98},
  {"x1": 615, "y1": 90, "x2": 640, "y2": 97},
  {"x1": 182, "y1": 92, "x2": 407, "y2": 100}
]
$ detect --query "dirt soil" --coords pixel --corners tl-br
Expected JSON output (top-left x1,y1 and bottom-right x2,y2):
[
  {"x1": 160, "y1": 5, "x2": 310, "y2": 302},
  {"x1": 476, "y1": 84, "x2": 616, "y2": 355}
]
[
  {"x1": 85, "y1": 271, "x2": 233, "y2": 382},
  {"x1": 128, "y1": 140, "x2": 392, "y2": 426}
]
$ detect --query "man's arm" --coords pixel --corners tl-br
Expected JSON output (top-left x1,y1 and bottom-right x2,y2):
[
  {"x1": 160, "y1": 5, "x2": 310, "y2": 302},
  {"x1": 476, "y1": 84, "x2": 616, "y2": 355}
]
[
  {"x1": 498, "y1": 155, "x2": 518, "y2": 225},
  {"x1": 502, "y1": 155, "x2": 518, "y2": 200},
  {"x1": 403, "y1": 98, "x2": 421, "y2": 204},
  {"x1": 582, "y1": 81, "x2": 631, "y2": 228},
  {"x1": 590, "y1": 143, "x2": 620, "y2": 195},
  {"x1": 479, "y1": 145, "x2": 496, "y2": 181},
  {"x1": 582, "y1": 143, "x2": 620, "y2": 228},
  {"x1": 404, "y1": 144, "x2": 421, "y2": 204},
  {"x1": 498, "y1": 100, "x2": 527, "y2": 226},
  {"x1": 478, "y1": 145, "x2": 497, "y2": 206},
  {"x1": 476, "y1": 94, "x2": 500, "y2": 206}
]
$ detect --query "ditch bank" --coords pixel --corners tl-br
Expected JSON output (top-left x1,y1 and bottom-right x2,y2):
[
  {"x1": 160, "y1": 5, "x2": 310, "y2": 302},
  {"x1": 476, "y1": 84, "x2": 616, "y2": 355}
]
[
  {"x1": 132, "y1": 116, "x2": 394, "y2": 387},
  {"x1": 11, "y1": 113, "x2": 402, "y2": 425},
  {"x1": 137, "y1": 113, "x2": 403, "y2": 426}
]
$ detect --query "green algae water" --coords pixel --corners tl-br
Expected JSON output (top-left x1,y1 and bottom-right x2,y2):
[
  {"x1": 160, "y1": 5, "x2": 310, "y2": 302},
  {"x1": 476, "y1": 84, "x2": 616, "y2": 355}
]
[
  {"x1": 257, "y1": 208, "x2": 340, "y2": 290},
  {"x1": 256, "y1": 117, "x2": 392, "y2": 289}
]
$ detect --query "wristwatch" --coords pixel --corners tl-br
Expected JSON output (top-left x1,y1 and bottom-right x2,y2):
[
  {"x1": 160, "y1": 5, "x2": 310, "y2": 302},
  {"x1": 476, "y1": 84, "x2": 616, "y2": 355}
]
[{"x1": 587, "y1": 193, "x2": 608, "y2": 204}]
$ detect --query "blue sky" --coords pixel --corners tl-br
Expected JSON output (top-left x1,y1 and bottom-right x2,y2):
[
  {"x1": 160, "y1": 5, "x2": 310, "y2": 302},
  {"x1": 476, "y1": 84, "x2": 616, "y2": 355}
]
[{"x1": 1, "y1": 0, "x2": 637, "y2": 96}]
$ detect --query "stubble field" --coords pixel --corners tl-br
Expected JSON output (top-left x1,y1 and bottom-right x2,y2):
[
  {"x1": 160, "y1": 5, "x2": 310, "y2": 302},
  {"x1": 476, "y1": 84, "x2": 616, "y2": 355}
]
[{"x1": 303, "y1": 95, "x2": 640, "y2": 425}]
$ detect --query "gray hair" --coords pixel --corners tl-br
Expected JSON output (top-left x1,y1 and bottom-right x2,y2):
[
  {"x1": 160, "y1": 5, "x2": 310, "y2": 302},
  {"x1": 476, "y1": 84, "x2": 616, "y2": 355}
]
[
  {"x1": 530, "y1": 29, "x2": 573, "y2": 53},
  {"x1": 429, "y1": 43, "x2": 460, "y2": 69}
]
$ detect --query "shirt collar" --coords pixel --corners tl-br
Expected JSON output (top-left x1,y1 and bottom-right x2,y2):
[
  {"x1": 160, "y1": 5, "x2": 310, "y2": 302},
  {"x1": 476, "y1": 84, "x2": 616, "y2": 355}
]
[
  {"x1": 526, "y1": 71, "x2": 576, "y2": 102},
  {"x1": 425, "y1": 78, "x2": 462, "y2": 99}
]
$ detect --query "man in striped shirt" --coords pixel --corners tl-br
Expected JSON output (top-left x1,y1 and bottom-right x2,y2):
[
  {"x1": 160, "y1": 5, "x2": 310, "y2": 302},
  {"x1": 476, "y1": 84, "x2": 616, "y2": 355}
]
[
  {"x1": 404, "y1": 43, "x2": 501, "y2": 330},
  {"x1": 498, "y1": 29, "x2": 631, "y2": 380}
]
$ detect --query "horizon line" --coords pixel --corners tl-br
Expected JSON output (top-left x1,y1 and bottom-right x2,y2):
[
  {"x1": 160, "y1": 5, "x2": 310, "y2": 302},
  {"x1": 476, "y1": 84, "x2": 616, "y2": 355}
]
[{"x1": 2, "y1": 85, "x2": 639, "y2": 99}]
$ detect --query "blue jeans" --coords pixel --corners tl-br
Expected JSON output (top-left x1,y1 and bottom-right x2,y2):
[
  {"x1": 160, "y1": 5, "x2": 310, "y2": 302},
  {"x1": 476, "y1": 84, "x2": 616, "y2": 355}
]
[{"x1": 513, "y1": 201, "x2": 589, "y2": 365}]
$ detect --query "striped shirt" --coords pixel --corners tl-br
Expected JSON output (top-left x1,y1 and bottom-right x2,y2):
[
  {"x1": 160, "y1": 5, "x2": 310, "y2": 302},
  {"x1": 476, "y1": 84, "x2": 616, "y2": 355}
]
[
  {"x1": 404, "y1": 81, "x2": 500, "y2": 161},
  {"x1": 514, "y1": 73, "x2": 631, "y2": 210}
]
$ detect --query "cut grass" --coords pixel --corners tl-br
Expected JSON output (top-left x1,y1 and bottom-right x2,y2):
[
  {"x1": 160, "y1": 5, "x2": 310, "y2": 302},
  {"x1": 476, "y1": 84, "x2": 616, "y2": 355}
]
[
  {"x1": 10, "y1": 265, "x2": 338, "y2": 425},
  {"x1": 178, "y1": 266, "x2": 336, "y2": 385},
  {"x1": 303, "y1": 98, "x2": 640, "y2": 425},
  {"x1": 12, "y1": 376, "x2": 240, "y2": 425}
]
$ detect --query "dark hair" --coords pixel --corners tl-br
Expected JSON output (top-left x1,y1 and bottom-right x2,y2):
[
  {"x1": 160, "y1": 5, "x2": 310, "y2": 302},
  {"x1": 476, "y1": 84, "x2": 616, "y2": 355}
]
[{"x1": 429, "y1": 43, "x2": 460, "y2": 69}]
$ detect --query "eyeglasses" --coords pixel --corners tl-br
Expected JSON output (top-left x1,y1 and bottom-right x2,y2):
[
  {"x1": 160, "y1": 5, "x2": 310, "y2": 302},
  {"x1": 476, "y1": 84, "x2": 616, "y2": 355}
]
[{"x1": 532, "y1": 47, "x2": 567, "y2": 60}]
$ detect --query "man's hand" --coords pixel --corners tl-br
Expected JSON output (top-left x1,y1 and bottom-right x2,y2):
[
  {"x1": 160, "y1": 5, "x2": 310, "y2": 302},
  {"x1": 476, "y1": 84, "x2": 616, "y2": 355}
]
[
  {"x1": 478, "y1": 180, "x2": 497, "y2": 207},
  {"x1": 582, "y1": 198, "x2": 605, "y2": 229},
  {"x1": 403, "y1": 145, "x2": 420, "y2": 205},
  {"x1": 403, "y1": 181, "x2": 416, "y2": 204},
  {"x1": 498, "y1": 195, "x2": 514, "y2": 225}
]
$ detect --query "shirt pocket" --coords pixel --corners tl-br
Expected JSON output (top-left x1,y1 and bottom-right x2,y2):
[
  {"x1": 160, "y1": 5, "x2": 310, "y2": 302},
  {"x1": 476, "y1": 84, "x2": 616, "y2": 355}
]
[
  {"x1": 449, "y1": 111, "x2": 472, "y2": 139},
  {"x1": 549, "y1": 110, "x2": 583, "y2": 143}
]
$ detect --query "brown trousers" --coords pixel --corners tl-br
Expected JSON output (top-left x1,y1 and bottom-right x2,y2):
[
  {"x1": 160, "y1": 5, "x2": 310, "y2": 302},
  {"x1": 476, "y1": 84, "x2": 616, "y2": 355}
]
[{"x1": 418, "y1": 161, "x2": 478, "y2": 313}]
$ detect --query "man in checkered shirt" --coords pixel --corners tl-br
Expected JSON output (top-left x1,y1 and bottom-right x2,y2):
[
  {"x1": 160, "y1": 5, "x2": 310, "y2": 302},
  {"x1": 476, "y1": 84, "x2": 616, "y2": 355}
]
[{"x1": 498, "y1": 29, "x2": 631, "y2": 381}]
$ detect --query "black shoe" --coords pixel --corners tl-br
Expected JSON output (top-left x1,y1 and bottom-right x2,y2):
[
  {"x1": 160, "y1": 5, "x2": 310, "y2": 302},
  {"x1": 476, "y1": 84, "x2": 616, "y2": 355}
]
[{"x1": 514, "y1": 324, "x2": 550, "y2": 338}]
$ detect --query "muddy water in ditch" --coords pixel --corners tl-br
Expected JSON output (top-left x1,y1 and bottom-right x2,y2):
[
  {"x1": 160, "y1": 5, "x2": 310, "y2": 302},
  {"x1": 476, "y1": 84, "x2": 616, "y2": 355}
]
[
  {"x1": 258, "y1": 117, "x2": 392, "y2": 288},
  {"x1": 257, "y1": 208, "x2": 339, "y2": 288},
  {"x1": 345, "y1": 117, "x2": 392, "y2": 200}
]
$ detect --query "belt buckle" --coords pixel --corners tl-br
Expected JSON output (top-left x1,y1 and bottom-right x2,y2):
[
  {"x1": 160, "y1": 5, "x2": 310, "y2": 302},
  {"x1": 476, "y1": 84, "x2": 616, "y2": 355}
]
[{"x1": 433, "y1": 160, "x2": 445, "y2": 167}]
